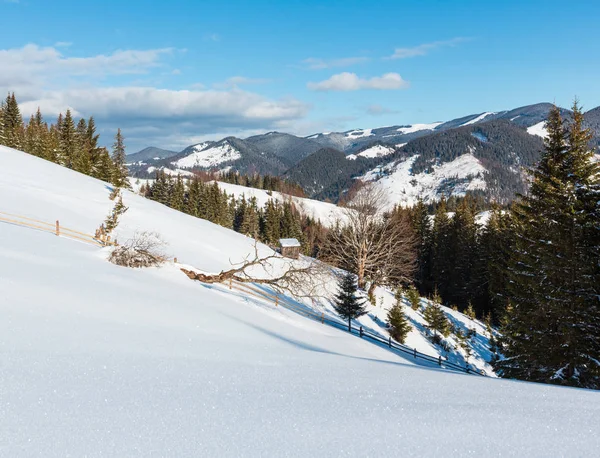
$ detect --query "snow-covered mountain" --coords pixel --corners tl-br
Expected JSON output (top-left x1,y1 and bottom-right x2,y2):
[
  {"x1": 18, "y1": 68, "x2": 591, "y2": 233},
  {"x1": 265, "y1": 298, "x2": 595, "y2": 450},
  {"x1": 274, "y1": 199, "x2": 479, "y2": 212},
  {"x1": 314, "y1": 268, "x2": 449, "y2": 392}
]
[
  {"x1": 3, "y1": 144, "x2": 600, "y2": 456},
  {"x1": 128, "y1": 102, "x2": 599, "y2": 205}
]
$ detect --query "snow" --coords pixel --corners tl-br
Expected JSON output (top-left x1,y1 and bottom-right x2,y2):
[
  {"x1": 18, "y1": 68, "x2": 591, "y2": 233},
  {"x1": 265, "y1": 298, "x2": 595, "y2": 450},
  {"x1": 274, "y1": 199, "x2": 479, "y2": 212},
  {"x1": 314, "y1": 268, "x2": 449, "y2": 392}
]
[
  {"x1": 527, "y1": 121, "x2": 549, "y2": 138},
  {"x1": 345, "y1": 128, "x2": 374, "y2": 138},
  {"x1": 173, "y1": 142, "x2": 241, "y2": 169},
  {"x1": 396, "y1": 122, "x2": 442, "y2": 134},
  {"x1": 354, "y1": 144, "x2": 396, "y2": 159},
  {"x1": 279, "y1": 238, "x2": 301, "y2": 247},
  {"x1": 2, "y1": 145, "x2": 600, "y2": 456},
  {"x1": 395, "y1": 142, "x2": 407, "y2": 149},
  {"x1": 362, "y1": 153, "x2": 488, "y2": 208},
  {"x1": 346, "y1": 154, "x2": 358, "y2": 160},
  {"x1": 214, "y1": 181, "x2": 348, "y2": 227},
  {"x1": 461, "y1": 112, "x2": 495, "y2": 126},
  {"x1": 146, "y1": 166, "x2": 194, "y2": 177}
]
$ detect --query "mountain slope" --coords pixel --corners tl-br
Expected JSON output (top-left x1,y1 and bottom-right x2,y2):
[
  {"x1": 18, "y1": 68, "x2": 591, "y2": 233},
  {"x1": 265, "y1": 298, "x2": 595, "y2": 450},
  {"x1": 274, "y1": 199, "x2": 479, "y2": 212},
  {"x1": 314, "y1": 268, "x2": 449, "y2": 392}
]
[
  {"x1": 2, "y1": 145, "x2": 600, "y2": 456},
  {"x1": 245, "y1": 131, "x2": 323, "y2": 165},
  {"x1": 126, "y1": 146, "x2": 178, "y2": 163}
]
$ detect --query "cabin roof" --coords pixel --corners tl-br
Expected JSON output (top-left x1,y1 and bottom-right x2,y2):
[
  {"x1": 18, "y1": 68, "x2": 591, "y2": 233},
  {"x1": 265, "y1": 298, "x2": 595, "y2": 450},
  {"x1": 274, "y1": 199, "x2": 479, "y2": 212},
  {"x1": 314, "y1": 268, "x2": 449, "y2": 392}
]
[{"x1": 279, "y1": 238, "x2": 301, "y2": 248}]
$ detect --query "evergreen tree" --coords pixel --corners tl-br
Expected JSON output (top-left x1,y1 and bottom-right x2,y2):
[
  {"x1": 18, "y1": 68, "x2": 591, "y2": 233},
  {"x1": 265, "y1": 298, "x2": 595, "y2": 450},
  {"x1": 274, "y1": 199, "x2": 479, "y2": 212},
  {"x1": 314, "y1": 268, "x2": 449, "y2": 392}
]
[
  {"x1": 411, "y1": 199, "x2": 433, "y2": 293},
  {"x1": 2, "y1": 93, "x2": 24, "y2": 149},
  {"x1": 170, "y1": 175, "x2": 185, "y2": 211},
  {"x1": 431, "y1": 198, "x2": 452, "y2": 303},
  {"x1": 185, "y1": 177, "x2": 202, "y2": 217},
  {"x1": 448, "y1": 197, "x2": 477, "y2": 308},
  {"x1": 423, "y1": 301, "x2": 451, "y2": 344},
  {"x1": 333, "y1": 272, "x2": 368, "y2": 332},
  {"x1": 73, "y1": 118, "x2": 91, "y2": 174},
  {"x1": 387, "y1": 299, "x2": 411, "y2": 344},
  {"x1": 95, "y1": 148, "x2": 114, "y2": 183},
  {"x1": 59, "y1": 109, "x2": 77, "y2": 168},
  {"x1": 498, "y1": 103, "x2": 600, "y2": 388},
  {"x1": 406, "y1": 285, "x2": 421, "y2": 311},
  {"x1": 111, "y1": 128, "x2": 131, "y2": 189}
]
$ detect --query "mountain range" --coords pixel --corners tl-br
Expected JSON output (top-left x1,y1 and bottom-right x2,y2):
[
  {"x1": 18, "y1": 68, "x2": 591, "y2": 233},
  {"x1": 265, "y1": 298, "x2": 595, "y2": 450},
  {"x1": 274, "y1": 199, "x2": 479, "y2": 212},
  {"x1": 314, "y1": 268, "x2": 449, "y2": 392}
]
[{"x1": 128, "y1": 102, "x2": 600, "y2": 205}]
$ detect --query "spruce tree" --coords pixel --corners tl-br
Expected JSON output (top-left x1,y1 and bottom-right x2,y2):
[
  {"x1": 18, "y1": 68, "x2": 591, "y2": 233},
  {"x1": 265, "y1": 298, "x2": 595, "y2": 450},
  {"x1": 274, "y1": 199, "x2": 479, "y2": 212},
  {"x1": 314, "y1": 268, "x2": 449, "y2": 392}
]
[
  {"x1": 333, "y1": 272, "x2": 368, "y2": 332},
  {"x1": 59, "y1": 109, "x2": 77, "y2": 168},
  {"x1": 406, "y1": 285, "x2": 421, "y2": 311},
  {"x1": 2, "y1": 93, "x2": 24, "y2": 149},
  {"x1": 111, "y1": 128, "x2": 131, "y2": 189},
  {"x1": 498, "y1": 103, "x2": 600, "y2": 388},
  {"x1": 411, "y1": 199, "x2": 433, "y2": 293},
  {"x1": 387, "y1": 299, "x2": 411, "y2": 344},
  {"x1": 431, "y1": 198, "x2": 452, "y2": 303},
  {"x1": 423, "y1": 301, "x2": 450, "y2": 344}
]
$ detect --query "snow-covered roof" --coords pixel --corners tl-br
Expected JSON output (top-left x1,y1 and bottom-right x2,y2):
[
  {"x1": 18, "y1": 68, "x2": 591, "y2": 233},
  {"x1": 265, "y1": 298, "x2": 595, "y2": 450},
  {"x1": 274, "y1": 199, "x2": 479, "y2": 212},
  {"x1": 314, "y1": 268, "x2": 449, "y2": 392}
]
[{"x1": 279, "y1": 238, "x2": 301, "y2": 248}]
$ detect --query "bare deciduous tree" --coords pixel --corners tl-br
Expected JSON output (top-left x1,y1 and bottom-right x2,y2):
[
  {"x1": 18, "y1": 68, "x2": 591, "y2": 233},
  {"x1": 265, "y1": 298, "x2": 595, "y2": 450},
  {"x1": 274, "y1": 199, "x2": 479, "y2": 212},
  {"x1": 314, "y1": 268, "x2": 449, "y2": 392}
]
[
  {"x1": 181, "y1": 240, "x2": 327, "y2": 298},
  {"x1": 320, "y1": 183, "x2": 417, "y2": 301},
  {"x1": 109, "y1": 231, "x2": 168, "y2": 268}
]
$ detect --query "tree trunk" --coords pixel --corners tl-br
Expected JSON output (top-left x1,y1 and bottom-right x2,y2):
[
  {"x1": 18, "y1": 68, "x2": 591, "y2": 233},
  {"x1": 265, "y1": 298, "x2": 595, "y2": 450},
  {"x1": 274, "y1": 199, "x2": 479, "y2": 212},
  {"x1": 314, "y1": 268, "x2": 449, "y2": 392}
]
[{"x1": 367, "y1": 282, "x2": 377, "y2": 304}]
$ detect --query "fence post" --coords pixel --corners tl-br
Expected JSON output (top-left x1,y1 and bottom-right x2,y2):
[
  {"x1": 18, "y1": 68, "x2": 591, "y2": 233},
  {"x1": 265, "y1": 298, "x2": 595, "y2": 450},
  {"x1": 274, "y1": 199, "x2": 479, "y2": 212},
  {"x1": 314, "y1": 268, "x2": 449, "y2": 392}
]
[
  {"x1": 275, "y1": 296, "x2": 278, "y2": 307},
  {"x1": 388, "y1": 337, "x2": 392, "y2": 348},
  {"x1": 438, "y1": 356, "x2": 442, "y2": 366},
  {"x1": 359, "y1": 326, "x2": 363, "y2": 338},
  {"x1": 229, "y1": 278, "x2": 232, "y2": 290},
  {"x1": 321, "y1": 312, "x2": 324, "y2": 324},
  {"x1": 414, "y1": 348, "x2": 417, "y2": 359},
  {"x1": 174, "y1": 257, "x2": 178, "y2": 263},
  {"x1": 55, "y1": 220, "x2": 60, "y2": 236},
  {"x1": 466, "y1": 365, "x2": 470, "y2": 374}
]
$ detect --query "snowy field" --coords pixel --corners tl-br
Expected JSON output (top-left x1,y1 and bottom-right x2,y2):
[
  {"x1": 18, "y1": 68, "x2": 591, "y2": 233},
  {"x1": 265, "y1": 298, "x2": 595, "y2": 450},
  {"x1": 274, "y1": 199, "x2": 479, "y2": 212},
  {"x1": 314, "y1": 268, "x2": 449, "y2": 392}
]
[{"x1": 2, "y1": 145, "x2": 600, "y2": 457}]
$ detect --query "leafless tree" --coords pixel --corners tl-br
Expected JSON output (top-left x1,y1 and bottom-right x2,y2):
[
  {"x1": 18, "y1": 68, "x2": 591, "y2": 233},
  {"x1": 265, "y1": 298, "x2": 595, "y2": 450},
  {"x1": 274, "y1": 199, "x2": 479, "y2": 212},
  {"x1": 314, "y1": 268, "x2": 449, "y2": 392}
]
[
  {"x1": 181, "y1": 240, "x2": 328, "y2": 298},
  {"x1": 109, "y1": 231, "x2": 168, "y2": 268},
  {"x1": 320, "y1": 183, "x2": 417, "y2": 301}
]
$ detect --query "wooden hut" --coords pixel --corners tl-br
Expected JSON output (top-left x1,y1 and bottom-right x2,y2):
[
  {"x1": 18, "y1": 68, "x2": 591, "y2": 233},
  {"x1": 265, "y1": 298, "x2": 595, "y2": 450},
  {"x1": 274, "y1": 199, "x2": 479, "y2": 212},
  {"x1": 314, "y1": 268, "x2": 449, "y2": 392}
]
[{"x1": 279, "y1": 238, "x2": 301, "y2": 259}]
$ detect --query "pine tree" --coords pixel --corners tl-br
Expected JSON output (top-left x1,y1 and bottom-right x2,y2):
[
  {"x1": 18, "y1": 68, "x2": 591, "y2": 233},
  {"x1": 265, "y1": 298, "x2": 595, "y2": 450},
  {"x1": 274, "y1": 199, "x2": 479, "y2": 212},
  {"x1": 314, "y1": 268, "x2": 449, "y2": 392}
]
[
  {"x1": 111, "y1": 128, "x2": 131, "y2": 189},
  {"x1": 59, "y1": 109, "x2": 77, "y2": 168},
  {"x1": 387, "y1": 298, "x2": 411, "y2": 344},
  {"x1": 411, "y1": 199, "x2": 433, "y2": 293},
  {"x1": 95, "y1": 148, "x2": 114, "y2": 182},
  {"x1": 185, "y1": 177, "x2": 202, "y2": 217},
  {"x1": 449, "y1": 197, "x2": 477, "y2": 308},
  {"x1": 406, "y1": 285, "x2": 421, "y2": 311},
  {"x1": 73, "y1": 118, "x2": 91, "y2": 174},
  {"x1": 333, "y1": 272, "x2": 368, "y2": 332},
  {"x1": 2, "y1": 93, "x2": 24, "y2": 149},
  {"x1": 170, "y1": 175, "x2": 185, "y2": 211},
  {"x1": 498, "y1": 103, "x2": 600, "y2": 388},
  {"x1": 423, "y1": 301, "x2": 450, "y2": 344},
  {"x1": 431, "y1": 198, "x2": 452, "y2": 303},
  {"x1": 104, "y1": 192, "x2": 129, "y2": 234}
]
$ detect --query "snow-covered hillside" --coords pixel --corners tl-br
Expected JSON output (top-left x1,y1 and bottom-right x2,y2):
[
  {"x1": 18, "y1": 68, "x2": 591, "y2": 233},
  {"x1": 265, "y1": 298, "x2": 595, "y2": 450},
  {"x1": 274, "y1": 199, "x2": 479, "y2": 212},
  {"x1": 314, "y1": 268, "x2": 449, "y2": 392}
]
[
  {"x1": 2, "y1": 145, "x2": 600, "y2": 456},
  {"x1": 397, "y1": 122, "x2": 443, "y2": 134},
  {"x1": 527, "y1": 121, "x2": 549, "y2": 138},
  {"x1": 362, "y1": 153, "x2": 488, "y2": 207},
  {"x1": 173, "y1": 142, "x2": 241, "y2": 169},
  {"x1": 214, "y1": 181, "x2": 347, "y2": 227},
  {"x1": 346, "y1": 144, "x2": 396, "y2": 160}
]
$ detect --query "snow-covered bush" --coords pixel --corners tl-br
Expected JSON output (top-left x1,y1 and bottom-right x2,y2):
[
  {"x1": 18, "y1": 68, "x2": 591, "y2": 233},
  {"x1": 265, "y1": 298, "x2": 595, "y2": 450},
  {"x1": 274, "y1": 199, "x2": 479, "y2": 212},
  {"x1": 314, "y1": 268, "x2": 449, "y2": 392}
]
[{"x1": 109, "y1": 231, "x2": 167, "y2": 268}]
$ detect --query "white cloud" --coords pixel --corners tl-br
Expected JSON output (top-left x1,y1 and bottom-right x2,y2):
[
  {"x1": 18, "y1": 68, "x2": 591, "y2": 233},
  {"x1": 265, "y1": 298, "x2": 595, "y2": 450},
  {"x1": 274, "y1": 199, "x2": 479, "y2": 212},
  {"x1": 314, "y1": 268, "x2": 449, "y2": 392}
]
[
  {"x1": 301, "y1": 56, "x2": 370, "y2": 70},
  {"x1": 388, "y1": 37, "x2": 469, "y2": 59},
  {"x1": 308, "y1": 72, "x2": 409, "y2": 91},
  {"x1": 0, "y1": 43, "x2": 309, "y2": 151}
]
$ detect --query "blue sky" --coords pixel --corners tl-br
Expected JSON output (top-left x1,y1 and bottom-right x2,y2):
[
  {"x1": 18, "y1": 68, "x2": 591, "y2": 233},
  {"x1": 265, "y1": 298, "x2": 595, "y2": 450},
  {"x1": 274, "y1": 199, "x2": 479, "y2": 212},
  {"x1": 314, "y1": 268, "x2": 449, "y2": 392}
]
[{"x1": 2, "y1": 0, "x2": 599, "y2": 152}]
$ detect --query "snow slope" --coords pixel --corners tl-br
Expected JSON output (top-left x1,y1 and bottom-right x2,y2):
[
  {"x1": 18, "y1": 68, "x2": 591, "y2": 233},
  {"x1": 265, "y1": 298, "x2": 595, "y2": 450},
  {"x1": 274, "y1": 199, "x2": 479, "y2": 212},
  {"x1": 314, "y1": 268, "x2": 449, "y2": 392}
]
[
  {"x1": 396, "y1": 122, "x2": 442, "y2": 134},
  {"x1": 527, "y1": 120, "x2": 549, "y2": 138},
  {"x1": 214, "y1": 181, "x2": 348, "y2": 227},
  {"x1": 461, "y1": 112, "x2": 496, "y2": 126},
  {"x1": 2, "y1": 146, "x2": 600, "y2": 456},
  {"x1": 362, "y1": 153, "x2": 488, "y2": 207},
  {"x1": 350, "y1": 144, "x2": 396, "y2": 159},
  {"x1": 173, "y1": 142, "x2": 241, "y2": 169}
]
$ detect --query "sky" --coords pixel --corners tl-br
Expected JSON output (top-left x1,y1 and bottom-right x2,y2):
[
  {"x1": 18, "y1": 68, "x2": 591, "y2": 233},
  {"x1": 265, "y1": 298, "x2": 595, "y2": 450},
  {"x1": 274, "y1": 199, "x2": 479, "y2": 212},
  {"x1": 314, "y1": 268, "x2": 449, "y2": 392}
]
[{"x1": 1, "y1": 0, "x2": 599, "y2": 153}]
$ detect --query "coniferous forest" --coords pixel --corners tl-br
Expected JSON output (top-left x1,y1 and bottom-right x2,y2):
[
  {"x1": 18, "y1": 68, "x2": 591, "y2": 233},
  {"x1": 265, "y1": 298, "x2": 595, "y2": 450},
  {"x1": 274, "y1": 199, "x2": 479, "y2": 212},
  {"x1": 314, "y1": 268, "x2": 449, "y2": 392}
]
[{"x1": 1, "y1": 93, "x2": 598, "y2": 389}]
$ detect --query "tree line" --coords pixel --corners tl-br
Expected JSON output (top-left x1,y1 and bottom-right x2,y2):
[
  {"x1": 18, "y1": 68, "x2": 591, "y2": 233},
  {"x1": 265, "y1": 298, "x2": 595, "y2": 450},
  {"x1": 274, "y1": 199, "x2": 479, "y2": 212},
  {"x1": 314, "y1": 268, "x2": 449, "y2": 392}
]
[
  {"x1": 141, "y1": 171, "x2": 327, "y2": 257},
  {"x1": 0, "y1": 93, "x2": 130, "y2": 189}
]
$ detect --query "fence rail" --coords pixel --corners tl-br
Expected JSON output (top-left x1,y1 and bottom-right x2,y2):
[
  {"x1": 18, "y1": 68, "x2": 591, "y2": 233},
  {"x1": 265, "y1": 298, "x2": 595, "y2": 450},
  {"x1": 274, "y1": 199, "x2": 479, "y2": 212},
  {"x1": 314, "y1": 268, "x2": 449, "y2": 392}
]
[
  {"x1": 224, "y1": 278, "x2": 486, "y2": 376},
  {"x1": 0, "y1": 211, "x2": 105, "y2": 247}
]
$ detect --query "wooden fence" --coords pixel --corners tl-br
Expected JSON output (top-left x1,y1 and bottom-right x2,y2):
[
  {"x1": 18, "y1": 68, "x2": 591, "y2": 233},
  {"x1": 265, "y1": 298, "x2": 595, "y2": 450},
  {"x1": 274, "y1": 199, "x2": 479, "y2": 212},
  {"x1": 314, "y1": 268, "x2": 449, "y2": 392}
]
[
  {"x1": 0, "y1": 210, "x2": 109, "y2": 247},
  {"x1": 223, "y1": 278, "x2": 486, "y2": 376}
]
